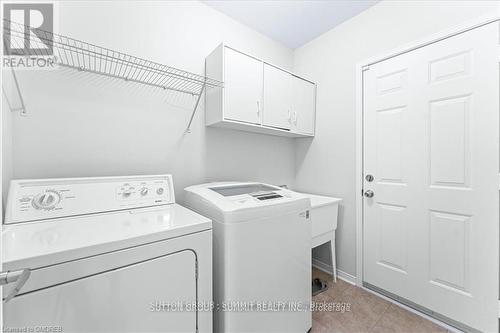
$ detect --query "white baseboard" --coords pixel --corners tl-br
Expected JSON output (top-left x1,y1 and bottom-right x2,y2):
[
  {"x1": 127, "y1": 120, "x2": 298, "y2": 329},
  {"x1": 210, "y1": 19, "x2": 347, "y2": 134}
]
[
  {"x1": 312, "y1": 258, "x2": 357, "y2": 285},
  {"x1": 361, "y1": 287, "x2": 462, "y2": 332},
  {"x1": 312, "y1": 258, "x2": 332, "y2": 274},
  {"x1": 337, "y1": 269, "x2": 357, "y2": 285}
]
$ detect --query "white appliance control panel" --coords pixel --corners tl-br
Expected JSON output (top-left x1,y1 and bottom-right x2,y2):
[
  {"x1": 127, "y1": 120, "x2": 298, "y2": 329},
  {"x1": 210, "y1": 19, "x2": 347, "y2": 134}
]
[{"x1": 5, "y1": 175, "x2": 175, "y2": 224}]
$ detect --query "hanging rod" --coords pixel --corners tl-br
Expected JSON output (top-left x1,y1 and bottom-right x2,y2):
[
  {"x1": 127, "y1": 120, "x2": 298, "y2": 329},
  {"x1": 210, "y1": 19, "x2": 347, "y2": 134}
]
[{"x1": 3, "y1": 19, "x2": 223, "y2": 131}]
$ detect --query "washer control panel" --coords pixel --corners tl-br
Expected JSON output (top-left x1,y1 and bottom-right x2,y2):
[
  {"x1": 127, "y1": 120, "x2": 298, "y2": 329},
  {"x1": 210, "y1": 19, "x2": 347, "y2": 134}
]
[
  {"x1": 32, "y1": 190, "x2": 61, "y2": 210},
  {"x1": 116, "y1": 181, "x2": 170, "y2": 202},
  {"x1": 5, "y1": 175, "x2": 175, "y2": 224}
]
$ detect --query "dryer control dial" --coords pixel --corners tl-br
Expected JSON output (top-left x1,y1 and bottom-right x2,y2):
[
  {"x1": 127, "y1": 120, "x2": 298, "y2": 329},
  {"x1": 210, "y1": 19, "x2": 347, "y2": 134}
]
[{"x1": 32, "y1": 191, "x2": 61, "y2": 210}]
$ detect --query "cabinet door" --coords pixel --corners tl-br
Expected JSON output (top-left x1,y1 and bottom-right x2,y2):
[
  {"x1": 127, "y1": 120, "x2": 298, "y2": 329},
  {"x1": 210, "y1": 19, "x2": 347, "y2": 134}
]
[
  {"x1": 263, "y1": 64, "x2": 292, "y2": 130},
  {"x1": 224, "y1": 47, "x2": 263, "y2": 124},
  {"x1": 292, "y1": 77, "x2": 315, "y2": 135}
]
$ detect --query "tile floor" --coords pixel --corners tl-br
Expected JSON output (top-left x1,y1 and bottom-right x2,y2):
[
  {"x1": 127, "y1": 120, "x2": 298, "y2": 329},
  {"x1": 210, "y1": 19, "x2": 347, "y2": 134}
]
[{"x1": 311, "y1": 268, "x2": 451, "y2": 333}]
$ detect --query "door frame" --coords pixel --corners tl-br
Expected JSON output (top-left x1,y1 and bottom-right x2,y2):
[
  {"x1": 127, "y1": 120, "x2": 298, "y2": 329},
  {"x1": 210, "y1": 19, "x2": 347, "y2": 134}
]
[{"x1": 354, "y1": 12, "x2": 500, "y2": 287}]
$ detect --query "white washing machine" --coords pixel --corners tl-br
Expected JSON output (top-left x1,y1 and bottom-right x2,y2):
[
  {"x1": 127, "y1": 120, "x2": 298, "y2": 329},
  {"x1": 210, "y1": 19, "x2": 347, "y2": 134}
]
[
  {"x1": 2, "y1": 175, "x2": 212, "y2": 333},
  {"x1": 184, "y1": 182, "x2": 311, "y2": 333}
]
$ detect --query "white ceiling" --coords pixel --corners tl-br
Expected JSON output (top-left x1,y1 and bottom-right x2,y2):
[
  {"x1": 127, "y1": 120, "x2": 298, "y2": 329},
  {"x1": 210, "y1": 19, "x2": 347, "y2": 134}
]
[{"x1": 203, "y1": 0, "x2": 379, "y2": 49}]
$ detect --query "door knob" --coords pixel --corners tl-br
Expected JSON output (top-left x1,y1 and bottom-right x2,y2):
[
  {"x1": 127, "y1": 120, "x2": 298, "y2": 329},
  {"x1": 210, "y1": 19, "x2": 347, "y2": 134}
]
[{"x1": 364, "y1": 190, "x2": 374, "y2": 198}]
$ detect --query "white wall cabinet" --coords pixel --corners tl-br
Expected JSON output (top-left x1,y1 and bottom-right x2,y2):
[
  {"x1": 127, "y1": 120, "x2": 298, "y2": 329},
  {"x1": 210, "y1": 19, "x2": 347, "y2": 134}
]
[
  {"x1": 292, "y1": 78, "x2": 316, "y2": 135},
  {"x1": 263, "y1": 64, "x2": 292, "y2": 130},
  {"x1": 222, "y1": 47, "x2": 263, "y2": 124},
  {"x1": 206, "y1": 44, "x2": 316, "y2": 138}
]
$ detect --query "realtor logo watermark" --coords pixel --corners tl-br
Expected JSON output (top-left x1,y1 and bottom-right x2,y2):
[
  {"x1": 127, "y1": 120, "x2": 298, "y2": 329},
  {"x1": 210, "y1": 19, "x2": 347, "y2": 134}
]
[{"x1": 3, "y1": 2, "x2": 56, "y2": 69}]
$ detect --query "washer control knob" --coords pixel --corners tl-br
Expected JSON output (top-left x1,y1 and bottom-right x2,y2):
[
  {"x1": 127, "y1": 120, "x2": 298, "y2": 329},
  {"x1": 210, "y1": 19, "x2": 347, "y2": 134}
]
[
  {"x1": 32, "y1": 191, "x2": 61, "y2": 210},
  {"x1": 122, "y1": 191, "x2": 132, "y2": 198},
  {"x1": 156, "y1": 188, "x2": 164, "y2": 195},
  {"x1": 140, "y1": 187, "x2": 149, "y2": 196}
]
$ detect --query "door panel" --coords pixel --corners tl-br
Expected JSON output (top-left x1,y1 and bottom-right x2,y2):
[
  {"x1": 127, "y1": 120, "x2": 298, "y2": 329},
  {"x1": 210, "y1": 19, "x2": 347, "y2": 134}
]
[
  {"x1": 263, "y1": 64, "x2": 292, "y2": 130},
  {"x1": 377, "y1": 203, "x2": 408, "y2": 274},
  {"x1": 376, "y1": 106, "x2": 405, "y2": 183},
  {"x1": 429, "y1": 211, "x2": 470, "y2": 294},
  {"x1": 376, "y1": 69, "x2": 407, "y2": 95},
  {"x1": 429, "y1": 50, "x2": 471, "y2": 83},
  {"x1": 363, "y1": 23, "x2": 498, "y2": 332},
  {"x1": 224, "y1": 47, "x2": 263, "y2": 124},
  {"x1": 429, "y1": 95, "x2": 470, "y2": 187}
]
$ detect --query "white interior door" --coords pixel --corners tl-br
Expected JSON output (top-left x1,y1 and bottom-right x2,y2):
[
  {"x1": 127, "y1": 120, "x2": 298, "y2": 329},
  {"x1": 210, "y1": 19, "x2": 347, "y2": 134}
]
[
  {"x1": 224, "y1": 47, "x2": 263, "y2": 124},
  {"x1": 263, "y1": 64, "x2": 292, "y2": 130},
  {"x1": 363, "y1": 22, "x2": 499, "y2": 333}
]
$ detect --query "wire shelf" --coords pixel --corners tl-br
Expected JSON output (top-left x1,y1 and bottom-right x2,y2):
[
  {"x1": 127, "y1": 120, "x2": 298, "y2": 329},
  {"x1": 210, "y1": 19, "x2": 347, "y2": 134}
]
[{"x1": 3, "y1": 19, "x2": 223, "y2": 131}]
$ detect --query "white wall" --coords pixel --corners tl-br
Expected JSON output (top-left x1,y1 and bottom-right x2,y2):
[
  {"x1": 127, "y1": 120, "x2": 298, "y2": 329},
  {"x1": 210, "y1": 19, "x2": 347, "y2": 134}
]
[
  {"x1": 293, "y1": 0, "x2": 499, "y2": 276},
  {"x1": 2, "y1": 71, "x2": 17, "y2": 213},
  {"x1": 7, "y1": 1, "x2": 296, "y2": 205},
  {"x1": 2, "y1": 98, "x2": 12, "y2": 212}
]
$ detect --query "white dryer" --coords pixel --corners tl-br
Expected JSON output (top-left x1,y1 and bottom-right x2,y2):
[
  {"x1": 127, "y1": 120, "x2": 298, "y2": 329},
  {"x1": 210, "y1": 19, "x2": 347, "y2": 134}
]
[
  {"x1": 2, "y1": 175, "x2": 212, "y2": 333},
  {"x1": 184, "y1": 182, "x2": 311, "y2": 333}
]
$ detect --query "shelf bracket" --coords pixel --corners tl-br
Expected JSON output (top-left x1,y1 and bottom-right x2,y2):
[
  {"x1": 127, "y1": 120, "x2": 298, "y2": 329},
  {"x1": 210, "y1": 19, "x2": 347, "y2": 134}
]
[
  {"x1": 186, "y1": 79, "x2": 206, "y2": 133},
  {"x1": 2, "y1": 66, "x2": 27, "y2": 116}
]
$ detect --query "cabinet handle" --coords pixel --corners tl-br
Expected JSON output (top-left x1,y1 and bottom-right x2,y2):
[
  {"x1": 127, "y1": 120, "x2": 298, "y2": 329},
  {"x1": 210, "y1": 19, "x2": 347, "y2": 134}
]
[
  {"x1": 293, "y1": 111, "x2": 298, "y2": 125},
  {"x1": 256, "y1": 101, "x2": 260, "y2": 117},
  {"x1": 288, "y1": 109, "x2": 292, "y2": 123}
]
